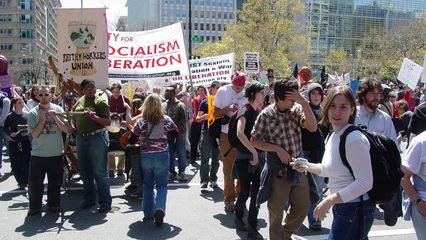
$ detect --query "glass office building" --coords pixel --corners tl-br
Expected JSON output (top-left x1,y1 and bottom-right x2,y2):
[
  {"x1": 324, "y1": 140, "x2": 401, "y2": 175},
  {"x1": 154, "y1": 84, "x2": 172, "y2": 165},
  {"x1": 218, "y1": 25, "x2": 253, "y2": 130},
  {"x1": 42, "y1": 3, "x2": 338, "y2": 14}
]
[
  {"x1": 305, "y1": 0, "x2": 426, "y2": 68},
  {"x1": 127, "y1": 0, "x2": 236, "y2": 47}
]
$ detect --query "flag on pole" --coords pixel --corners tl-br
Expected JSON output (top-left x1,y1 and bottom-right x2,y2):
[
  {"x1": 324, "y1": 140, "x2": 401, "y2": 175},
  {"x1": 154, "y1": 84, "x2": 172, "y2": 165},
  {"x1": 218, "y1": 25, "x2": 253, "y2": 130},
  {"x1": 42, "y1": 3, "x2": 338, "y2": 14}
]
[{"x1": 293, "y1": 64, "x2": 299, "y2": 79}]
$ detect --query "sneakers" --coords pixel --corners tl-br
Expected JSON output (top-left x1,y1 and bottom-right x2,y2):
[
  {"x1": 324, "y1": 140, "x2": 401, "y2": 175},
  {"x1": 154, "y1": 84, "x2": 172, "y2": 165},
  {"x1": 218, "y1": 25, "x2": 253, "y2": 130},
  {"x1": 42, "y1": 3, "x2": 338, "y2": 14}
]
[
  {"x1": 117, "y1": 170, "x2": 124, "y2": 176},
  {"x1": 247, "y1": 224, "x2": 263, "y2": 239},
  {"x1": 209, "y1": 181, "x2": 218, "y2": 189},
  {"x1": 97, "y1": 205, "x2": 112, "y2": 213},
  {"x1": 80, "y1": 201, "x2": 96, "y2": 209},
  {"x1": 27, "y1": 208, "x2": 41, "y2": 216},
  {"x1": 178, "y1": 172, "x2": 188, "y2": 182},
  {"x1": 154, "y1": 209, "x2": 165, "y2": 226},
  {"x1": 309, "y1": 223, "x2": 322, "y2": 231},
  {"x1": 201, "y1": 182, "x2": 208, "y2": 189},
  {"x1": 108, "y1": 171, "x2": 115, "y2": 178},
  {"x1": 225, "y1": 201, "x2": 235, "y2": 212},
  {"x1": 169, "y1": 172, "x2": 177, "y2": 182}
]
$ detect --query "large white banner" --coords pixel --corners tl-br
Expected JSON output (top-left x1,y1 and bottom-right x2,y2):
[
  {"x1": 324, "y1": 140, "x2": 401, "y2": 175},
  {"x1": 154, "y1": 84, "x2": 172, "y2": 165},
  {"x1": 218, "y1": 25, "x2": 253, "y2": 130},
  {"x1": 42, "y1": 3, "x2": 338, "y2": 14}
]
[
  {"x1": 172, "y1": 53, "x2": 234, "y2": 86},
  {"x1": 397, "y1": 58, "x2": 424, "y2": 90},
  {"x1": 57, "y1": 8, "x2": 109, "y2": 89},
  {"x1": 108, "y1": 22, "x2": 190, "y2": 86}
]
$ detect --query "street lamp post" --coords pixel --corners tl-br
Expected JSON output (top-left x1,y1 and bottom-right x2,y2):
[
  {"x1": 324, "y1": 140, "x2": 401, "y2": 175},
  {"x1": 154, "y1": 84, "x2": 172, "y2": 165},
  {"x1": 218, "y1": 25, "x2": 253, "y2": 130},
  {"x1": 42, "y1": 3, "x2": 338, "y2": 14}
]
[{"x1": 188, "y1": 0, "x2": 192, "y2": 57}]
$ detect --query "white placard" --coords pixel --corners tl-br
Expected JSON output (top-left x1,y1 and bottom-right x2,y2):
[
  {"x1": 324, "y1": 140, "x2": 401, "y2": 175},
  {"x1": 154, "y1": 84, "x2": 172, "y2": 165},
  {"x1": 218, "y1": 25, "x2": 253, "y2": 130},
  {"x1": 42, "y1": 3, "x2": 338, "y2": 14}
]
[
  {"x1": 397, "y1": 58, "x2": 423, "y2": 90},
  {"x1": 172, "y1": 53, "x2": 234, "y2": 87},
  {"x1": 57, "y1": 8, "x2": 109, "y2": 89},
  {"x1": 244, "y1": 52, "x2": 259, "y2": 74}
]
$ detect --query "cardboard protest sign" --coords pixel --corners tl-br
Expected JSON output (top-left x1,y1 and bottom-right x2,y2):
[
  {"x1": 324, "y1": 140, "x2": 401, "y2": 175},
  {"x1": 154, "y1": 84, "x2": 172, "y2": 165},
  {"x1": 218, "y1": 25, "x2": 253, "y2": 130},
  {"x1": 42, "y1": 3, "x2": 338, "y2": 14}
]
[
  {"x1": 57, "y1": 8, "x2": 108, "y2": 89},
  {"x1": 244, "y1": 52, "x2": 259, "y2": 74},
  {"x1": 397, "y1": 58, "x2": 423, "y2": 90}
]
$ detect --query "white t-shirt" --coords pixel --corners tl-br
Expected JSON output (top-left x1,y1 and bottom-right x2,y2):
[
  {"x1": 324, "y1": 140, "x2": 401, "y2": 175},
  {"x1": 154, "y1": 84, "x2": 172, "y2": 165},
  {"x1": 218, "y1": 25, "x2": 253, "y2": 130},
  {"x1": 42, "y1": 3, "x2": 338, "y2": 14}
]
[
  {"x1": 213, "y1": 84, "x2": 248, "y2": 134},
  {"x1": 320, "y1": 124, "x2": 373, "y2": 203},
  {"x1": 403, "y1": 131, "x2": 426, "y2": 201}
]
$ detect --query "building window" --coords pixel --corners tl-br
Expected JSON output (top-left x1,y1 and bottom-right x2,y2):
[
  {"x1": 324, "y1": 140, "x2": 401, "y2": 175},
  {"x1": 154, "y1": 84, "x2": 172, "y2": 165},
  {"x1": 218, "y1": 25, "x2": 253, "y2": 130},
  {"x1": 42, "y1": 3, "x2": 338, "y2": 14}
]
[
  {"x1": 200, "y1": 23, "x2": 204, "y2": 30},
  {"x1": 206, "y1": 23, "x2": 210, "y2": 30},
  {"x1": 194, "y1": 23, "x2": 198, "y2": 30},
  {"x1": 224, "y1": 12, "x2": 228, "y2": 19},
  {"x1": 212, "y1": 36, "x2": 216, "y2": 41},
  {"x1": 20, "y1": 43, "x2": 30, "y2": 50},
  {"x1": 0, "y1": 0, "x2": 8, "y2": 7},
  {"x1": 20, "y1": 29, "x2": 34, "y2": 39},
  {"x1": 229, "y1": 12, "x2": 233, "y2": 19},
  {"x1": 0, "y1": 28, "x2": 12, "y2": 37},
  {"x1": 193, "y1": 10, "x2": 198, "y2": 18},
  {"x1": 212, "y1": 23, "x2": 216, "y2": 31},
  {"x1": 0, "y1": 44, "x2": 12, "y2": 50},
  {"x1": 19, "y1": 0, "x2": 31, "y2": 10},
  {"x1": 200, "y1": 10, "x2": 204, "y2": 18},
  {"x1": 218, "y1": 12, "x2": 222, "y2": 19},
  {"x1": 20, "y1": 14, "x2": 31, "y2": 23},
  {"x1": 218, "y1": 24, "x2": 222, "y2": 31},
  {"x1": 206, "y1": 36, "x2": 210, "y2": 41},
  {"x1": 0, "y1": 14, "x2": 11, "y2": 22},
  {"x1": 218, "y1": 36, "x2": 222, "y2": 41},
  {"x1": 206, "y1": 11, "x2": 210, "y2": 18},
  {"x1": 18, "y1": 57, "x2": 33, "y2": 64},
  {"x1": 212, "y1": 12, "x2": 216, "y2": 18}
]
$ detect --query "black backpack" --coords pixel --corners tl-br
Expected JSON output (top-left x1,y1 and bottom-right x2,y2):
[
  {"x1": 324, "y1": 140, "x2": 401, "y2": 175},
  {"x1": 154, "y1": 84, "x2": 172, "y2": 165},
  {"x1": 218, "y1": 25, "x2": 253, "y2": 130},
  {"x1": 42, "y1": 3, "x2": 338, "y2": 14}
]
[
  {"x1": 339, "y1": 125, "x2": 404, "y2": 204},
  {"x1": 227, "y1": 104, "x2": 257, "y2": 152}
]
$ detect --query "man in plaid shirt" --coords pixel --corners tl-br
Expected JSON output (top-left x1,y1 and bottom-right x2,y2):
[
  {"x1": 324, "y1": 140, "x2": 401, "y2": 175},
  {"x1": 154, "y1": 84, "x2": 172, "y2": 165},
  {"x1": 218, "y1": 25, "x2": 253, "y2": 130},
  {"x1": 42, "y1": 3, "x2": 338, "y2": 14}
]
[{"x1": 251, "y1": 78, "x2": 317, "y2": 240}]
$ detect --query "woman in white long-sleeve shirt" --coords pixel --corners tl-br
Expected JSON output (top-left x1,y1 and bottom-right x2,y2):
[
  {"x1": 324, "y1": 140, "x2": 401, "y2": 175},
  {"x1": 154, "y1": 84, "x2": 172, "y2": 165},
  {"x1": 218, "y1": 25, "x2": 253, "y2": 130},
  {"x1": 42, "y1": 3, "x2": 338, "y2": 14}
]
[{"x1": 292, "y1": 85, "x2": 374, "y2": 240}]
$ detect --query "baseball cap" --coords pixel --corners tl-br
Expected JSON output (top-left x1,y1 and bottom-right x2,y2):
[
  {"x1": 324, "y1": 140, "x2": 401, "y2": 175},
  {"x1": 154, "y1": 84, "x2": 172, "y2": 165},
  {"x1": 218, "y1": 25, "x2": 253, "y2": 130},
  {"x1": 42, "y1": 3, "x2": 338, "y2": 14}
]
[{"x1": 232, "y1": 71, "x2": 247, "y2": 87}]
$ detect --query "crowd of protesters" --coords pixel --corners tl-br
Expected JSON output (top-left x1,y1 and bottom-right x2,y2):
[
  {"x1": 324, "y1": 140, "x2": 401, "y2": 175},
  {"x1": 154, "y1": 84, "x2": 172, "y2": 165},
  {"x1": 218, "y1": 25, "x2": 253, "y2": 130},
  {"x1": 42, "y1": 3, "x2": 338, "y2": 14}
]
[{"x1": 0, "y1": 70, "x2": 425, "y2": 240}]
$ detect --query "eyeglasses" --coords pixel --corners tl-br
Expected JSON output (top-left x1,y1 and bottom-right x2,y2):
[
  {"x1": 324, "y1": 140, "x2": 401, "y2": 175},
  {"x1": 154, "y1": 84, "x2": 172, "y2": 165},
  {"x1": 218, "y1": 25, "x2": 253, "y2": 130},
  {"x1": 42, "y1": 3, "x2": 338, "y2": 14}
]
[{"x1": 38, "y1": 93, "x2": 50, "y2": 97}]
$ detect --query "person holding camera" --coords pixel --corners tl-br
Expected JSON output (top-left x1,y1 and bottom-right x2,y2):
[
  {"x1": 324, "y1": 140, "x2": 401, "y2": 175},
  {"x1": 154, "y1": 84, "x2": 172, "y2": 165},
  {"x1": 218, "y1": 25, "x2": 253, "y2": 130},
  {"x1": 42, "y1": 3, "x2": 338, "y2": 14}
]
[
  {"x1": 4, "y1": 97, "x2": 31, "y2": 190},
  {"x1": 233, "y1": 82, "x2": 265, "y2": 240},
  {"x1": 27, "y1": 86, "x2": 69, "y2": 216}
]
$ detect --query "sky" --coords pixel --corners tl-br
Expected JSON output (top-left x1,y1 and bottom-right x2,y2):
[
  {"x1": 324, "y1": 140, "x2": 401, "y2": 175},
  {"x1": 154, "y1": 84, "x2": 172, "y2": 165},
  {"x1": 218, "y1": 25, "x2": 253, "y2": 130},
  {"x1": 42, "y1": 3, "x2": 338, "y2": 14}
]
[{"x1": 60, "y1": 0, "x2": 127, "y2": 29}]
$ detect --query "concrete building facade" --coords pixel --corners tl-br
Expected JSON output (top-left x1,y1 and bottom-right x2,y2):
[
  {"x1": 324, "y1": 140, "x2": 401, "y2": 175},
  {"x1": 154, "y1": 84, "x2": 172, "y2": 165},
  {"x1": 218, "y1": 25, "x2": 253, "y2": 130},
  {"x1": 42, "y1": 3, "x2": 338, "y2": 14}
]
[{"x1": 0, "y1": 0, "x2": 61, "y2": 86}]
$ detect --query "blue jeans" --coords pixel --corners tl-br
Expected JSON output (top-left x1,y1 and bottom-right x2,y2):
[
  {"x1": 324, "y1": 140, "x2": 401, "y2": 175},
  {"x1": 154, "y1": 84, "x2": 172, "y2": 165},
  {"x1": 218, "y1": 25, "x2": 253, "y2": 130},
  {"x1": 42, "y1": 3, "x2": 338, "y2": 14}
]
[
  {"x1": 141, "y1": 151, "x2": 169, "y2": 219},
  {"x1": 411, "y1": 203, "x2": 426, "y2": 240},
  {"x1": 199, "y1": 129, "x2": 220, "y2": 183},
  {"x1": 76, "y1": 131, "x2": 112, "y2": 207},
  {"x1": 167, "y1": 137, "x2": 186, "y2": 174},
  {"x1": 0, "y1": 127, "x2": 9, "y2": 168},
  {"x1": 329, "y1": 199, "x2": 375, "y2": 240}
]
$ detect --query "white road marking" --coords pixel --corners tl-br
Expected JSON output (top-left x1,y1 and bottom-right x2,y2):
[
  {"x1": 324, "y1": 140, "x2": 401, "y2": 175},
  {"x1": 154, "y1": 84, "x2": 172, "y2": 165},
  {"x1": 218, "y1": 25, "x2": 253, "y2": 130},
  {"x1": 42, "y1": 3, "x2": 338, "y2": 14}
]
[{"x1": 293, "y1": 228, "x2": 416, "y2": 240}]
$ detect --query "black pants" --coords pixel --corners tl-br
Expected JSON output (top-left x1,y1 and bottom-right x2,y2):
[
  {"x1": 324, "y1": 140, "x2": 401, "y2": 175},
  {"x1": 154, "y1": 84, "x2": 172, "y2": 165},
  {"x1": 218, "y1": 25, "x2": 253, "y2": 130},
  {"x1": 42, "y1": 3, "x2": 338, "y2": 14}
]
[
  {"x1": 28, "y1": 155, "x2": 63, "y2": 210},
  {"x1": 234, "y1": 157, "x2": 261, "y2": 226},
  {"x1": 9, "y1": 139, "x2": 31, "y2": 186},
  {"x1": 190, "y1": 122, "x2": 202, "y2": 161}
]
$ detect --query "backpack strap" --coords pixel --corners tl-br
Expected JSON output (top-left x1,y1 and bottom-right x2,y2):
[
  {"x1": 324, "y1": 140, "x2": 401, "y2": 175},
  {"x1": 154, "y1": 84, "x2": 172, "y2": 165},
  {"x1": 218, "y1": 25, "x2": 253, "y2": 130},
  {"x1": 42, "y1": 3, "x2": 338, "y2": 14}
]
[
  {"x1": 338, "y1": 125, "x2": 366, "y2": 239},
  {"x1": 338, "y1": 125, "x2": 361, "y2": 179}
]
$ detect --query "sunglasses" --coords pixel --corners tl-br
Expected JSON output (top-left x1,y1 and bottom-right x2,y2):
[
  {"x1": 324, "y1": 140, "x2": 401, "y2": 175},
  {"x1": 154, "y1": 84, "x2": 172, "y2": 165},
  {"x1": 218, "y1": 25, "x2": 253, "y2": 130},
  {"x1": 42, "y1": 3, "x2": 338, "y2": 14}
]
[{"x1": 38, "y1": 93, "x2": 50, "y2": 97}]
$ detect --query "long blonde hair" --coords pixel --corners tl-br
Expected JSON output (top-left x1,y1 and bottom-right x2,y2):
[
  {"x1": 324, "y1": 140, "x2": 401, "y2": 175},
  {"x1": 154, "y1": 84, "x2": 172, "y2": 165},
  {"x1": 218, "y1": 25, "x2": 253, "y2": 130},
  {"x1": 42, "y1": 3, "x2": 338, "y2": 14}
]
[{"x1": 142, "y1": 93, "x2": 164, "y2": 124}]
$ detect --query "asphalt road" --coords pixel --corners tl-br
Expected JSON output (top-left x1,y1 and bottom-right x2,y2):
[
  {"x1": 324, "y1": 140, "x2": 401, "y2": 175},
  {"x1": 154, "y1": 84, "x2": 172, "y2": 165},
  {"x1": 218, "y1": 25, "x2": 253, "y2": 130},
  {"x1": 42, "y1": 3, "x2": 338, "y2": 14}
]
[{"x1": 0, "y1": 153, "x2": 418, "y2": 240}]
